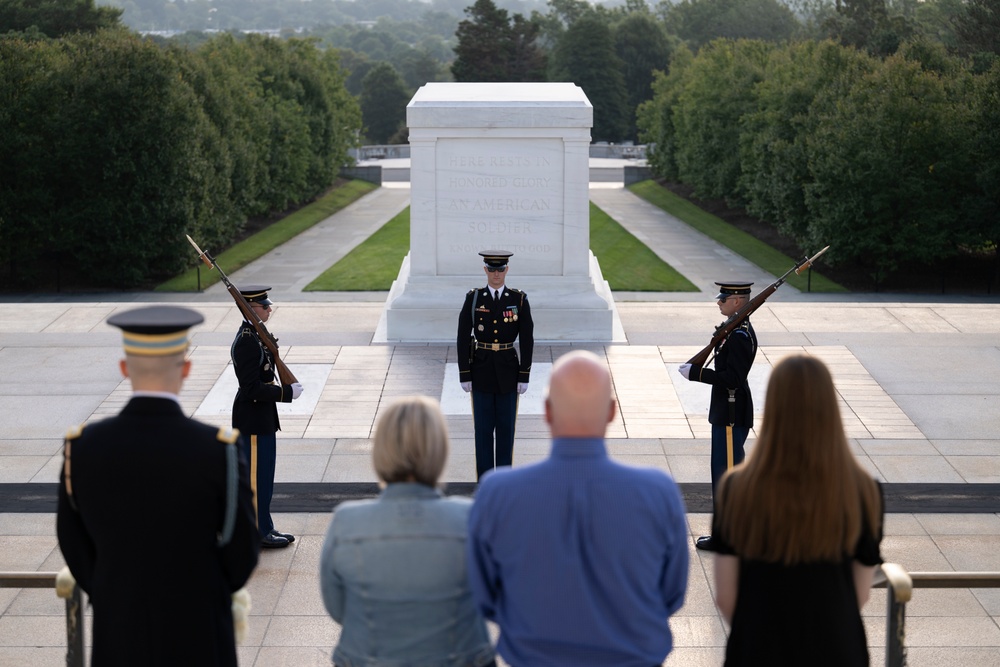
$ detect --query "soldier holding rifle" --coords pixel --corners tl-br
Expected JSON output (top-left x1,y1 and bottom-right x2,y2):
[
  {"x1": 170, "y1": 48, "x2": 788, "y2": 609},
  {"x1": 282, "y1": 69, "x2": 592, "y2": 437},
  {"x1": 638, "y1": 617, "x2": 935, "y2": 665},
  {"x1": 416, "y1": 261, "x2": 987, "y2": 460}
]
[
  {"x1": 186, "y1": 236, "x2": 304, "y2": 549},
  {"x1": 678, "y1": 247, "x2": 829, "y2": 552},
  {"x1": 231, "y1": 286, "x2": 303, "y2": 548},
  {"x1": 679, "y1": 281, "x2": 757, "y2": 552}
]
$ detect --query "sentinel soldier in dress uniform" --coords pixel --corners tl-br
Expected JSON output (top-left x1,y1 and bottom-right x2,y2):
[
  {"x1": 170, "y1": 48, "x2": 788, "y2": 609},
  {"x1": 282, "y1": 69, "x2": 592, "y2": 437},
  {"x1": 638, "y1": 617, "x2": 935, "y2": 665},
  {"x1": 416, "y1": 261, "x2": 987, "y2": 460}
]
[
  {"x1": 231, "y1": 286, "x2": 303, "y2": 549},
  {"x1": 678, "y1": 281, "x2": 758, "y2": 552},
  {"x1": 57, "y1": 306, "x2": 259, "y2": 667},
  {"x1": 457, "y1": 251, "x2": 534, "y2": 480}
]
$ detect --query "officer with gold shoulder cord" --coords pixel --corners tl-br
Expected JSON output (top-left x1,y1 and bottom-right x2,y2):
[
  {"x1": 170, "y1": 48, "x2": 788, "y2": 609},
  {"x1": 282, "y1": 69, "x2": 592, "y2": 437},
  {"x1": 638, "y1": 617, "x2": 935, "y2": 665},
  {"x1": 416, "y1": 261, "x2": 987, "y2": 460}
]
[
  {"x1": 678, "y1": 281, "x2": 758, "y2": 552},
  {"x1": 57, "y1": 306, "x2": 259, "y2": 667},
  {"x1": 458, "y1": 251, "x2": 534, "y2": 480}
]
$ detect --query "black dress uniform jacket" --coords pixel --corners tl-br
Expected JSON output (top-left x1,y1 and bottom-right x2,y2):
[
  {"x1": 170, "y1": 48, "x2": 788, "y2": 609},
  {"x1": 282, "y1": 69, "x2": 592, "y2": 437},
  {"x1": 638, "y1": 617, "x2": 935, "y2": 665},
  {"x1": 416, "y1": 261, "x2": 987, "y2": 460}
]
[
  {"x1": 694, "y1": 319, "x2": 758, "y2": 428},
  {"x1": 56, "y1": 396, "x2": 259, "y2": 667},
  {"x1": 231, "y1": 322, "x2": 293, "y2": 435},
  {"x1": 457, "y1": 287, "x2": 534, "y2": 393}
]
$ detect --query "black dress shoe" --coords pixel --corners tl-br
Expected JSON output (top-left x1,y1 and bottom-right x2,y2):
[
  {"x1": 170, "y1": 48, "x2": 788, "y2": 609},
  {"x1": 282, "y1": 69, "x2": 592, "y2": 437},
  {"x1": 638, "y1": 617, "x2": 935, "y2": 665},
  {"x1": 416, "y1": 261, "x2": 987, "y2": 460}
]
[
  {"x1": 270, "y1": 529, "x2": 295, "y2": 543},
  {"x1": 695, "y1": 535, "x2": 718, "y2": 552},
  {"x1": 261, "y1": 533, "x2": 290, "y2": 549}
]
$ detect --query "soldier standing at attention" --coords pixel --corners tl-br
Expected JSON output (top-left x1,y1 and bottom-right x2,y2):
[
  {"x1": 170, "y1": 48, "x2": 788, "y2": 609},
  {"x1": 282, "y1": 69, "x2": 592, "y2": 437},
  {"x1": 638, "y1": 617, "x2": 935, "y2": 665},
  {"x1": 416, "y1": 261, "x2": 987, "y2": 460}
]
[
  {"x1": 679, "y1": 281, "x2": 758, "y2": 552},
  {"x1": 57, "y1": 306, "x2": 259, "y2": 666},
  {"x1": 458, "y1": 251, "x2": 534, "y2": 480},
  {"x1": 231, "y1": 286, "x2": 303, "y2": 549}
]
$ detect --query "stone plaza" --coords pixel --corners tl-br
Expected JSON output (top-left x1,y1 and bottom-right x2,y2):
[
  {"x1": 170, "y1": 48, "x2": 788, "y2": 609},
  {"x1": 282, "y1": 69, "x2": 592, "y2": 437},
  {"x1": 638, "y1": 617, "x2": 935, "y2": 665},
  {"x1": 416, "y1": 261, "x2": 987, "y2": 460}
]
[{"x1": 1, "y1": 180, "x2": 999, "y2": 666}]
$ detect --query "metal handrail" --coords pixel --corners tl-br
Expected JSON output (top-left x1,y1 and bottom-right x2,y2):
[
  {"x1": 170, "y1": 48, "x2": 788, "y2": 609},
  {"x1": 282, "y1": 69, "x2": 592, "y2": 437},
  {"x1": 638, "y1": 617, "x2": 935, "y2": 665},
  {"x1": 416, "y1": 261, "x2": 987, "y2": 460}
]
[
  {"x1": 873, "y1": 564, "x2": 1000, "y2": 667},
  {"x1": 0, "y1": 570, "x2": 85, "y2": 667}
]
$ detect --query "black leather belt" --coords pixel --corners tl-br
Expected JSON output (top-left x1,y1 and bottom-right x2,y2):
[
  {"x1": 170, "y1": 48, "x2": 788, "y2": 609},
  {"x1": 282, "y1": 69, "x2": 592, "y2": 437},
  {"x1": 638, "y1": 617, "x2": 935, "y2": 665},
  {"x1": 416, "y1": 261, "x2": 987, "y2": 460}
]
[{"x1": 475, "y1": 342, "x2": 514, "y2": 351}]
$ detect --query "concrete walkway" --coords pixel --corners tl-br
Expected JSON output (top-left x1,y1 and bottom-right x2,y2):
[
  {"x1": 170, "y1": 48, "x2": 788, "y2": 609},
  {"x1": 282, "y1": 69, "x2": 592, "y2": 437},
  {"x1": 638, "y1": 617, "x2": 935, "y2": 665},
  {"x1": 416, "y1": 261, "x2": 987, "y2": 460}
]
[{"x1": 1, "y1": 180, "x2": 999, "y2": 666}]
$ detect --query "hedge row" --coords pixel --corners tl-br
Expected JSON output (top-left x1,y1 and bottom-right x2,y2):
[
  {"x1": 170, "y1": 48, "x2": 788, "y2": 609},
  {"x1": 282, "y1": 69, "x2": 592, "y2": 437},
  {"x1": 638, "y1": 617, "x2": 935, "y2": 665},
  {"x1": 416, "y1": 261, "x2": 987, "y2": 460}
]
[
  {"x1": 0, "y1": 30, "x2": 360, "y2": 288},
  {"x1": 638, "y1": 39, "x2": 1000, "y2": 285}
]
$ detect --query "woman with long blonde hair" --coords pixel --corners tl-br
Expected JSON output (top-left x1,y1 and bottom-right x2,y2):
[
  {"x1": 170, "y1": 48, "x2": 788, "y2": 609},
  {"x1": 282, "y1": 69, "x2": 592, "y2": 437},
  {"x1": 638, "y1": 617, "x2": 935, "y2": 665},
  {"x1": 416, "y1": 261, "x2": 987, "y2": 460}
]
[{"x1": 711, "y1": 355, "x2": 883, "y2": 666}]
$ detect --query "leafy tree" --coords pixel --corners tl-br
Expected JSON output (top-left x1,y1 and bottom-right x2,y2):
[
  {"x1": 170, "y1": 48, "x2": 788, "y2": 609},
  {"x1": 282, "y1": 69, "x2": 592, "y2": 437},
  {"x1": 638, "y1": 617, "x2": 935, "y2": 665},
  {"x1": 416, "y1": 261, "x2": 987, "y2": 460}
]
[
  {"x1": 335, "y1": 48, "x2": 375, "y2": 96},
  {"x1": 738, "y1": 40, "x2": 873, "y2": 241},
  {"x1": 550, "y1": 14, "x2": 628, "y2": 142},
  {"x1": 238, "y1": 36, "x2": 360, "y2": 209},
  {"x1": 953, "y1": 0, "x2": 1000, "y2": 57},
  {"x1": 48, "y1": 31, "x2": 227, "y2": 286},
  {"x1": 507, "y1": 13, "x2": 548, "y2": 81},
  {"x1": 803, "y1": 54, "x2": 972, "y2": 285},
  {"x1": 613, "y1": 10, "x2": 673, "y2": 142},
  {"x1": 452, "y1": 0, "x2": 546, "y2": 82},
  {"x1": 911, "y1": 0, "x2": 965, "y2": 51},
  {"x1": 453, "y1": 0, "x2": 516, "y2": 80},
  {"x1": 0, "y1": 36, "x2": 67, "y2": 285},
  {"x1": 964, "y1": 62, "x2": 1000, "y2": 285},
  {"x1": 398, "y1": 48, "x2": 441, "y2": 90},
  {"x1": 671, "y1": 38, "x2": 774, "y2": 201},
  {"x1": 636, "y1": 44, "x2": 694, "y2": 180},
  {"x1": 0, "y1": 0, "x2": 122, "y2": 37},
  {"x1": 360, "y1": 62, "x2": 409, "y2": 144},
  {"x1": 662, "y1": 0, "x2": 800, "y2": 50},
  {"x1": 823, "y1": 0, "x2": 917, "y2": 56}
]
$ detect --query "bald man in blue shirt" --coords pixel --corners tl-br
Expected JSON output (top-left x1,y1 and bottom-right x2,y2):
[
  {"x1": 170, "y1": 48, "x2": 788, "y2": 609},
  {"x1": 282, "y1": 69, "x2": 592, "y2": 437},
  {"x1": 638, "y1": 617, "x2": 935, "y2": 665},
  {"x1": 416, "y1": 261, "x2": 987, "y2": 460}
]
[{"x1": 467, "y1": 350, "x2": 689, "y2": 666}]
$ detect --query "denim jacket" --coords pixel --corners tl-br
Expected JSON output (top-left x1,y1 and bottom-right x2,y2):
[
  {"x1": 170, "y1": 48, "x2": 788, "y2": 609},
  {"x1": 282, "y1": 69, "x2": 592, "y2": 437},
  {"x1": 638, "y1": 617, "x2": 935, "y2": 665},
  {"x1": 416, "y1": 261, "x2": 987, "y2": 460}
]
[{"x1": 320, "y1": 483, "x2": 494, "y2": 667}]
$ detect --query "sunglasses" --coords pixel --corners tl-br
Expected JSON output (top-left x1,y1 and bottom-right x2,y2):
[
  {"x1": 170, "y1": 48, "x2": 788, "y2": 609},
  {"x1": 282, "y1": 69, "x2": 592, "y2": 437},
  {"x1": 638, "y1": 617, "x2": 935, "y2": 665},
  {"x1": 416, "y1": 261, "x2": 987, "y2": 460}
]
[{"x1": 486, "y1": 266, "x2": 507, "y2": 273}]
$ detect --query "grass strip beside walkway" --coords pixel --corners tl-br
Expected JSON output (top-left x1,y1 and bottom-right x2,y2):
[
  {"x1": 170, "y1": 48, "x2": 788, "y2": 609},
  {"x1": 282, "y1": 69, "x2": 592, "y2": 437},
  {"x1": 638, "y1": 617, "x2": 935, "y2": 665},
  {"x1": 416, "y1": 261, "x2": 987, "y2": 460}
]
[
  {"x1": 628, "y1": 180, "x2": 846, "y2": 293},
  {"x1": 591, "y1": 202, "x2": 697, "y2": 291},
  {"x1": 305, "y1": 204, "x2": 696, "y2": 292},
  {"x1": 156, "y1": 179, "x2": 378, "y2": 292},
  {"x1": 305, "y1": 208, "x2": 409, "y2": 291}
]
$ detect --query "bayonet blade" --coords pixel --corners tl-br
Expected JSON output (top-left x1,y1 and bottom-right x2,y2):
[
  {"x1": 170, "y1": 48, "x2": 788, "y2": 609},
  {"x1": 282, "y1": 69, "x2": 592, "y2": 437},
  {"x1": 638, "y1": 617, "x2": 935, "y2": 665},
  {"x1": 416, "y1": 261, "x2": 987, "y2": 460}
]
[{"x1": 795, "y1": 245, "x2": 830, "y2": 275}]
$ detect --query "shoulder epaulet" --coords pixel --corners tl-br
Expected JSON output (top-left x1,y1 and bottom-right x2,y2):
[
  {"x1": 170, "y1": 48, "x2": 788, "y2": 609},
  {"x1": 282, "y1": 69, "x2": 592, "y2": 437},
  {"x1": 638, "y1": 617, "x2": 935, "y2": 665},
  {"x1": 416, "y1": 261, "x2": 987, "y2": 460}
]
[
  {"x1": 467, "y1": 288, "x2": 476, "y2": 294},
  {"x1": 216, "y1": 427, "x2": 239, "y2": 445},
  {"x1": 63, "y1": 424, "x2": 86, "y2": 510},
  {"x1": 509, "y1": 287, "x2": 522, "y2": 294}
]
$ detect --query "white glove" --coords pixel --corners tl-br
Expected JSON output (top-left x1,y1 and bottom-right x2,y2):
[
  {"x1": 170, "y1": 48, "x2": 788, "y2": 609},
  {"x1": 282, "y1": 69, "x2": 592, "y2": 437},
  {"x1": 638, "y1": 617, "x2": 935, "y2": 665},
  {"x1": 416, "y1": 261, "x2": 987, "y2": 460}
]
[
  {"x1": 678, "y1": 364, "x2": 692, "y2": 380},
  {"x1": 517, "y1": 382, "x2": 528, "y2": 394},
  {"x1": 290, "y1": 382, "x2": 303, "y2": 399},
  {"x1": 461, "y1": 381, "x2": 472, "y2": 393}
]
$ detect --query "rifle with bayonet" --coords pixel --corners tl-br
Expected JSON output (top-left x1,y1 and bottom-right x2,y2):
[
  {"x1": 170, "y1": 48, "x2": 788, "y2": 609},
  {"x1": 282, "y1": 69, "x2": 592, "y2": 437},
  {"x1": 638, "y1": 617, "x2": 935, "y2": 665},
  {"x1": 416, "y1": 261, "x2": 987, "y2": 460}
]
[
  {"x1": 686, "y1": 246, "x2": 830, "y2": 367},
  {"x1": 186, "y1": 234, "x2": 299, "y2": 385}
]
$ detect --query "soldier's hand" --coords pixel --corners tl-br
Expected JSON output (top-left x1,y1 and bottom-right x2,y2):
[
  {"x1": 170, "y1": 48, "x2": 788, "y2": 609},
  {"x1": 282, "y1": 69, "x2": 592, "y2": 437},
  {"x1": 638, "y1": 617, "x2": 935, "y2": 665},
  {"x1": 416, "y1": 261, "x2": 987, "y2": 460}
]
[
  {"x1": 461, "y1": 382, "x2": 472, "y2": 393},
  {"x1": 678, "y1": 363, "x2": 692, "y2": 380},
  {"x1": 517, "y1": 382, "x2": 528, "y2": 394},
  {"x1": 291, "y1": 383, "x2": 304, "y2": 399}
]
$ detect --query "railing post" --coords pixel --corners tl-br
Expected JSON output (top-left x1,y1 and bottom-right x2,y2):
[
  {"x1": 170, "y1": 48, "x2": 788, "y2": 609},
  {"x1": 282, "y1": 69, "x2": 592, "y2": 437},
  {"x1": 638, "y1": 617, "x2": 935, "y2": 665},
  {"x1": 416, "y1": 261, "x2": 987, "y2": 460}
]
[
  {"x1": 65, "y1": 585, "x2": 85, "y2": 667},
  {"x1": 880, "y1": 563, "x2": 912, "y2": 667},
  {"x1": 886, "y1": 581, "x2": 907, "y2": 667}
]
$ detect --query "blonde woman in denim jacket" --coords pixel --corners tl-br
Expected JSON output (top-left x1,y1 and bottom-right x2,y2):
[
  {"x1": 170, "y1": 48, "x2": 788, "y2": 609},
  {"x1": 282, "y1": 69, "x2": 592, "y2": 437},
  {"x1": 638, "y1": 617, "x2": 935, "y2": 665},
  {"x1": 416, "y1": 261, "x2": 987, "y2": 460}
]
[{"x1": 320, "y1": 396, "x2": 495, "y2": 667}]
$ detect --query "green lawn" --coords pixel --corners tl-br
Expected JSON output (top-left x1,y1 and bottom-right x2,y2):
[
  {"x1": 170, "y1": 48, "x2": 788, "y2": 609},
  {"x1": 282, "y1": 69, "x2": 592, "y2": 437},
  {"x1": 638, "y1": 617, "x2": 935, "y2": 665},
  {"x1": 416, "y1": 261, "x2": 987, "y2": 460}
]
[
  {"x1": 156, "y1": 179, "x2": 378, "y2": 292},
  {"x1": 305, "y1": 207, "x2": 410, "y2": 291},
  {"x1": 304, "y1": 204, "x2": 697, "y2": 291},
  {"x1": 628, "y1": 180, "x2": 847, "y2": 292},
  {"x1": 590, "y1": 202, "x2": 697, "y2": 291}
]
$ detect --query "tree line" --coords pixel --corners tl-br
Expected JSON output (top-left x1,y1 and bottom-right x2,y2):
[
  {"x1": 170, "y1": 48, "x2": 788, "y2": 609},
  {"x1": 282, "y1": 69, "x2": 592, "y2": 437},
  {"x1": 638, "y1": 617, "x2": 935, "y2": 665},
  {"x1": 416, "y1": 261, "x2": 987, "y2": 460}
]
[
  {"x1": 637, "y1": 38, "x2": 1000, "y2": 287},
  {"x1": 0, "y1": 26, "x2": 359, "y2": 289}
]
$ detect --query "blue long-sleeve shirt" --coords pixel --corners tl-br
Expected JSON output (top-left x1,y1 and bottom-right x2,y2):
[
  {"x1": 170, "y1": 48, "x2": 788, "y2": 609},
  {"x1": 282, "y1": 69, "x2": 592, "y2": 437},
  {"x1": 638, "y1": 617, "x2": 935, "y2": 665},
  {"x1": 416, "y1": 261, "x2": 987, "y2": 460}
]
[{"x1": 467, "y1": 437, "x2": 689, "y2": 666}]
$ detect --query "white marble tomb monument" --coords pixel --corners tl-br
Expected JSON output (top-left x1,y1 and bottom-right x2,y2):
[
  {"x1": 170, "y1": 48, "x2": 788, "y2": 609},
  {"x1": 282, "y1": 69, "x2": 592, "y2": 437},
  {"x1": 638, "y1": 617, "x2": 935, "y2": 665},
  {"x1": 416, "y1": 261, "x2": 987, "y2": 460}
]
[{"x1": 380, "y1": 82, "x2": 621, "y2": 342}]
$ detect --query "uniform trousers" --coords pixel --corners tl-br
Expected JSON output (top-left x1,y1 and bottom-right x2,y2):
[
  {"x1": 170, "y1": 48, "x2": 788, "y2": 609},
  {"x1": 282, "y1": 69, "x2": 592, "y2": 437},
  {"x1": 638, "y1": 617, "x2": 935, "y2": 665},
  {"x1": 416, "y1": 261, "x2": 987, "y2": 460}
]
[
  {"x1": 472, "y1": 390, "x2": 518, "y2": 480},
  {"x1": 710, "y1": 424, "x2": 749, "y2": 502},
  {"x1": 240, "y1": 432, "x2": 276, "y2": 538}
]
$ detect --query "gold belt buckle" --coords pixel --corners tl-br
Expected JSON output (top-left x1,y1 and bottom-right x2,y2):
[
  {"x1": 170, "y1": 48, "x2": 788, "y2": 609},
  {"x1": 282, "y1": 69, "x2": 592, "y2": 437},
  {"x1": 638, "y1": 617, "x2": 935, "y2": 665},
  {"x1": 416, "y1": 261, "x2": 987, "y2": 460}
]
[{"x1": 492, "y1": 343, "x2": 500, "y2": 351}]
